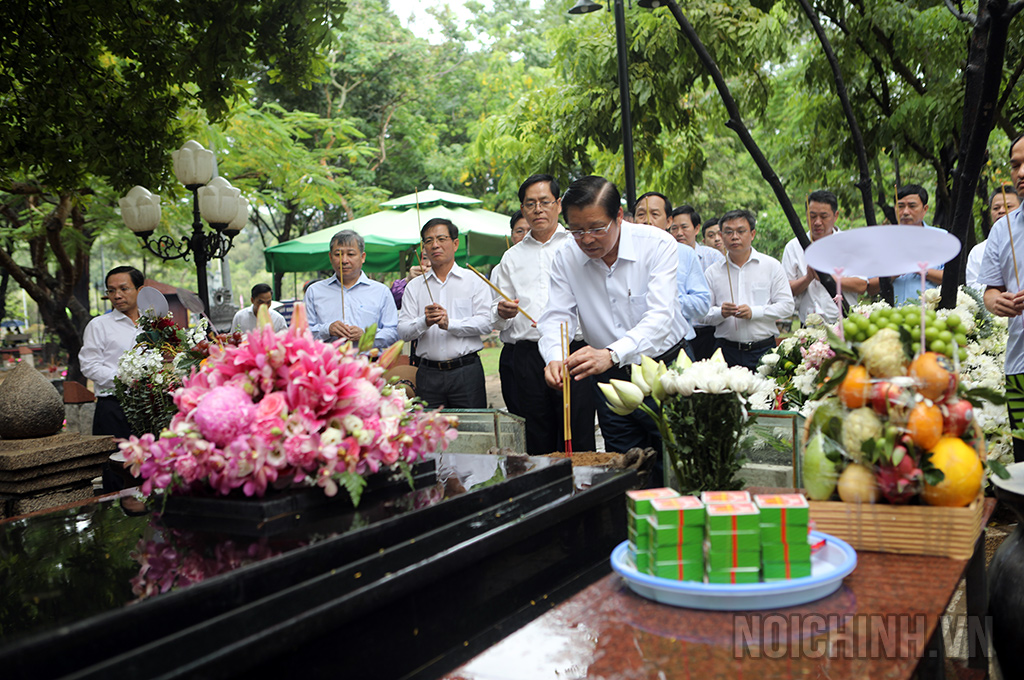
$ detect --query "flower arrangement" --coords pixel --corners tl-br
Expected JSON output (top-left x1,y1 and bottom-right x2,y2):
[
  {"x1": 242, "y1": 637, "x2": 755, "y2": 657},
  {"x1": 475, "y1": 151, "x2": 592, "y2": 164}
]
[
  {"x1": 114, "y1": 314, "x2": 241, "y2": 436},
  {"x1": 119, "y1": 304, "x2": 458, "y2": 505},
  {"x1": 600, "y1": 351, "x2": 776, "y2": 492},
  {"x1": 757, "y1": 317, "x2": 834, "y2": 410}
]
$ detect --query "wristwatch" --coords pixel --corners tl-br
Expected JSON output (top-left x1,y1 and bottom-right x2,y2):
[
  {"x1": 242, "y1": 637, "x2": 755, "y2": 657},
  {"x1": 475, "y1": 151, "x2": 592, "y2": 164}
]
[{"x1": 607, "y1": 348, "x2": 620, "y2": 366}]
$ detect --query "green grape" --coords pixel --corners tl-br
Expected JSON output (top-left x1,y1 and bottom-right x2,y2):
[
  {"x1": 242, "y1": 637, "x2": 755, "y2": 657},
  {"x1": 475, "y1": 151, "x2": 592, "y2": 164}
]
[
  {"x1": 867, "y1": 323, "x2": 879, "y2": 336},
  {"x1": 955, "y1": 333, "x2": 968, "y2": 346},
  {"x1": 912, "y1": 341, "x2": 921, "y2": 353},
  {"x1": 959, "y1": 348, "x2": 968, "y2": 362},
  {"x1": 844, "y1": 320, "x2": 859, "y2": 337},
  {"x1": 946, "y1": 314, "x2": 962, "y2": 330},
  {"x1": 855, "y1": 315, "x2": 870, "y2": 329},
  {"x1": 931, "y1": 339, "x2": 947, "y2": 354},
  {"x1": 938, "y1": 330, "x2": 953, "y2": 343},
  {"x1": 925, "y1": 326, "x2": 940, "y2": 341},
  {"x1": 934, "y1": 319, "x2": 948, "y2": 332}
]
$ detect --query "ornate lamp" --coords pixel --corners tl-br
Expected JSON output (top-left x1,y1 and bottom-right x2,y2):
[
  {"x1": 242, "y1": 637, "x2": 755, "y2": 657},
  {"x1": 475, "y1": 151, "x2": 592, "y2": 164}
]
[
  {"x1": 119, "y1": 186, "x2": 162, "y2": 240},
  {"x1": 568, "y1": 0, "x2": 603, "y2": 13}
]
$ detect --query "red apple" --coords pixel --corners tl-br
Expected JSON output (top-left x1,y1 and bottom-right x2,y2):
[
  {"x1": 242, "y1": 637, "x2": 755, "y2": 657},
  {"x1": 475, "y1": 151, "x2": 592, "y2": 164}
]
[{"x1": 943, "y1": 399, "x2": 974, "y2": 437}]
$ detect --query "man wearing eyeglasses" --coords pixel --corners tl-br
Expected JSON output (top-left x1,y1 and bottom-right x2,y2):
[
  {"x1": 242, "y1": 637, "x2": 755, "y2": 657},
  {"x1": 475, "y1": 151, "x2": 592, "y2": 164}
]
[
  {"x1": 702, "y1": 209, "x2": 793, "y2": 369},
  {"x1": 538, "y1": 176, "x2": 690, "y2": 455},
  {"x1": 491, "y1": 174, "x2": 596, "y2": 454},
  {"x1": 80, "y1": 266, "x2": 144, "y2": 439},
  {"x1": 398, "y1": 218, "x2": 492, "y2": 409},
  {"x1": 671, "y1": 205, "x2": 724, "y2": 360}
]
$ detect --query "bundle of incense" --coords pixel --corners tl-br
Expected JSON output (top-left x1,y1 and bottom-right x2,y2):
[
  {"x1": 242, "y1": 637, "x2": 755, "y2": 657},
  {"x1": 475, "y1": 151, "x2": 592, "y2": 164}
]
[
  {"x1": 466, "y1": 264, "x2": 536, "y2": 324},
  {"x1": 561, "y1": 321, "x2": 572, "y2": 454},
  {"x1": 1001, "y1": 183, "x2": 1021, "y2": 289}
]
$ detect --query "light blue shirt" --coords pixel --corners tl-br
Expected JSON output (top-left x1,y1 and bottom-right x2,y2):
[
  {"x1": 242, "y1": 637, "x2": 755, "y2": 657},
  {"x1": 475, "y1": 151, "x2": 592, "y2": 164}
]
[
  {"x1": 304, "y1": 272, "x2": 399, "y2": 348},
  {"x1": 892, "y1": 224, "x2": 946, "y2": 305},
  {"x1": 695, "y1": 243, "x2": 725, "y2": 272},
  {"x1": 979, "y1": 207, "x2": 1024, "y2": 375},
  {"x1": 676, "y1": 243, "x2": 711, "y2": 340}
]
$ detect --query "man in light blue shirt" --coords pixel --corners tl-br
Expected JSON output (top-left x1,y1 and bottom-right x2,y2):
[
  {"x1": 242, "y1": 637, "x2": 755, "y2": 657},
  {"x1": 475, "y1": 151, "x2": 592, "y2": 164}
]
[
  {"x1": 870, "y1": 185, "x2": 945, "y2": 304},
  {"x1": 304, "y1": 229, "x2": 399, "y2": 349}
]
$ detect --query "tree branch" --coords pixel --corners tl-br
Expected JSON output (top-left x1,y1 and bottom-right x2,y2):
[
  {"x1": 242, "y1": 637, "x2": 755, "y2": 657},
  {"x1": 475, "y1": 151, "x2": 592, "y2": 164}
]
[{"x1": 944, "y1": 0, "x2": 977, "y2": 24}]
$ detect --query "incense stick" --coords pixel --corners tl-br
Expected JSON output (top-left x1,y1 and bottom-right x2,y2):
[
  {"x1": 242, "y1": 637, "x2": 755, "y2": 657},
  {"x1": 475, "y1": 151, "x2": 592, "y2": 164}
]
[
  {"x1": 561, "y1": 321, "x2": 572, "y2": 455},
  {"x1": 340, "y1": 279, "x2": 346, "y2": 322},
  {"x1": 1001, "y1": 183, "x2": 1021, "y2": 289},
  {"x1": 894, "y1": 183, "x2": 900, "y2": 224},
  {"x1": 466, "y1": 264, "x2": 537, "y2": 323},
  {"x1": 416, "y1": 189, "x2": 435, "y2": 304},
  {"x1": 726, "y1": 259, "x2": 735, "y2": 305}
]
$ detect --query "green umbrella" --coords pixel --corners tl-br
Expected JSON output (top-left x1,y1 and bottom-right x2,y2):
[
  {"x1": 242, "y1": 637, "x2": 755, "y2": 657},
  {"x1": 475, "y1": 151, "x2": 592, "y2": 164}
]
[{"x1": 264, "y1": 189, "x2": 512, "y2": 274}]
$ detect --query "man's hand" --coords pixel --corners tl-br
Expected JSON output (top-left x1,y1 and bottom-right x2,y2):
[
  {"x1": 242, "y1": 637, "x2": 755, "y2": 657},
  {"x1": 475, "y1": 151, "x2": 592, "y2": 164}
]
[
  {"x1": 544, "y1": 360, "x2": 564, "y2": 389},
  {"x1": 497, "y1": 299, "x2": 519, "y2": 320},
  {"x1": 721, "y1": 301, "x2": 738, "y2": 318},
  {"x1": 329, "y1": 321, "x2": 363, "y2": 341},
  {"x1": 733, "y1": 304, "x2": 752, "y2": 319},
  {"x1": 566, "y1": 346, "x2": 614, "y2": 380},
  {"x1": 986, "y1": 288, "x2": 1024, "y2": 317},
  {"x1": 425, "y1": 303, "x2": 449, "y2": 329},
  {"x1": 806, "y1": 265, "x2": 820, "y2": 283}
]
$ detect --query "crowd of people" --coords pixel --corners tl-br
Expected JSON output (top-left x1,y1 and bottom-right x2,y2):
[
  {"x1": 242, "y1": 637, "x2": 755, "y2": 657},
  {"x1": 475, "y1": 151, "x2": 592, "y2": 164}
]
[{"x1": 80, "y1": 137, "x2": 1024, "y2": 464}]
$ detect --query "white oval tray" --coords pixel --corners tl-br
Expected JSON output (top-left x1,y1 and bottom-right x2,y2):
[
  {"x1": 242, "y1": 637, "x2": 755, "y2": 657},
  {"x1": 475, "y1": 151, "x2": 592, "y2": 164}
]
[{"x1": 610, "y1": 530, "x2": 857, "y2": 611}]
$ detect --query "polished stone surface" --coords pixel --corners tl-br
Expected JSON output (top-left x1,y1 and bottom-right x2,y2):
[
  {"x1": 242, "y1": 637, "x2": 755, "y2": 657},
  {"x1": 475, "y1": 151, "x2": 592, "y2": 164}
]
[{"x1": 443, "y1": 501, "x2": 997, "y2": 680}]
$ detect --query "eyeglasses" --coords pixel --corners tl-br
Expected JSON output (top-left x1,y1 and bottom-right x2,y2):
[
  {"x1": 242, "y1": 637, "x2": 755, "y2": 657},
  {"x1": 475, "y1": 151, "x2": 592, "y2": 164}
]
[
  {"x1": 422, "y1": 236, "x2": 452, "y2": 246},
  {"x1": 720, "y1": 228, "x2": 750, "y2": 237},
  {"x1": 105, "y1": 285, "x2": 134, "y2": 296},
  {"x1": 523, "y1": 199, "x2": 556, "y2": 211},
  {"x1": 567, "y1": 220, "x2": 613, "y2": 240}
]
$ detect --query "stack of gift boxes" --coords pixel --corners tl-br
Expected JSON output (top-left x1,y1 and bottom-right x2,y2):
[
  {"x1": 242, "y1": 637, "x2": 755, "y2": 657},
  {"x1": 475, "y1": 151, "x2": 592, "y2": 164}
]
[{"x1": 625, "y1": 489, "x2": 813, "y2": 583}]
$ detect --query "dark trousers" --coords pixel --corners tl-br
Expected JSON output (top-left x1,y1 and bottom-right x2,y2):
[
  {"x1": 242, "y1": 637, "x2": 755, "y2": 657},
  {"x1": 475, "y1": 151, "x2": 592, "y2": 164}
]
[
  {"x1": 513, "y1": 340, "x2": 596, "y2": 455},
  {"x1": 417, "y1": 356, "x2": 487, "y2": 410},
  {"x1": 592, "y1": 342, "x2": 687, "y2": 456},
  {"x1": 690, "y1": 325, "x2": 718, "y2": 361},
  {"x1": 93, "y1": 395, "x2": 132, "y2": 438},
  {"x1": 498, "y1": 343, "x2": 522, "y2": 417},
  {"x1": 720, "y1": 344, "x2": 773, "y2": 371}
]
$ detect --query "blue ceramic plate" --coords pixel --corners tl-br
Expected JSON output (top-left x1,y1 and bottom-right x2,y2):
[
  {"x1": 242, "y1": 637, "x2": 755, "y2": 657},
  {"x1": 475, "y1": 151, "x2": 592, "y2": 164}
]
[{"x1": 611, "y1": 530, "x2": 857, "y2": 611}]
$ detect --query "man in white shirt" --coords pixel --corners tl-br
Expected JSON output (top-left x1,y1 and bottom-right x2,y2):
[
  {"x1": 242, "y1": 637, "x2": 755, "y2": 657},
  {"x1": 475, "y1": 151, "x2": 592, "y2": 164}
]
[
  {"x1": 539, "y1": 176, "x2": 688, "y2": 454},
  {"x1": 232, "y1": 283, "x2": 288, "y2": 334},
  {"x1": 967, "y1": 185, "x2": 1020, "y2": 290},
  {"x1": 493, "y1": 209, "x2": 529, "y2": 418},
  {"x1": 980, "y1": 133, "x2": 1024, "y2": 462},
  {"x1": 493, "y1": 175, "x2": 596, "y2": 454},
  {"x1": 703, "y1": 209, "x2": 794, "y2": 369},
  {"x1": 782, "y1": 190, "x2": 867, "y2": 323},
  {"x1": 671, "y1": 205, "x2": 723, "y2": 359},
  {"x1": 398, "y1": 218, "x2": 492, "y2": 409},
  {"x1": 79, "y1": 266, "x2": 143, "y2": 438},
  {"x1": 305, "y1": 229, "x2": 399, "y2": 349}
]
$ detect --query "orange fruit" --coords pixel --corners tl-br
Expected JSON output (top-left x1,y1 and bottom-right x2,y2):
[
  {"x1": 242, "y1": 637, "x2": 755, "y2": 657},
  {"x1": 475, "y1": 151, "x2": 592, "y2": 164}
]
[
  {"x1": 838, "y1": 365, "x2": 872, "y2": 409},
  {"x1": 907, "y1": 402, "x2": 943, "y2": 449},
  {"x1": 909, "y1": 352, "x2": 955, "y2": 402},
  {"x1": 922, "y1": 437, "x2": 983, "y2": 507}
]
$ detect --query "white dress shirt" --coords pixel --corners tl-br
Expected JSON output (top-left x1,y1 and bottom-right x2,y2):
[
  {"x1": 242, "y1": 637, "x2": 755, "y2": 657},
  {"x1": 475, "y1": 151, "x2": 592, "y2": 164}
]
[
  {"x1": 538, "y1": 221, "x2": 686, "y2": 366},
  {"x1": 397, "y1": 263, "x2": 494, "y2": 361},
  {"x1": 79, "y1": 310, "x2": 138, "y2": 397},
  {"x1": 702, "y1": 247, "x2": 794, "y2": 342},
  {"x1": 304, "y1": 272, "x2": 399, "y2": 348},
  {"x1": 231, "y1": 306, "x2": 288, "y2": 334},
  {"x1": 491, "y1": 227, "x2": 574, "y2": 344},
  {"x1": 966, "y1": 240, "x2": 986, "y2": 290},
  {"x1": 782, "y1": 236, "x2": 862, "y2": 323},
  {"x1": 979, "y1": 208, "x2": 1024, "y2": 375}
]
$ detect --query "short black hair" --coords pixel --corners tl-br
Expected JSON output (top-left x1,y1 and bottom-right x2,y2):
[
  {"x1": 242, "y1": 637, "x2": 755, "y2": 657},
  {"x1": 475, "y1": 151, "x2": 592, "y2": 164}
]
[
  {"x1": 106, "y1": 266, "x2": 144, "y2": 289},
  {"x1": 807, "y1": 190, "x2": 838, "y2": 212},
  {"x1": 1010, "y1": 133, "x2": 1024, "y2": 156},
  {"x1": 701, "y1": 217, "x2": 719, "y2": 236},
  {"x1": 561, "y1": 176, "x2": 620, "y2": 221},
  {"x1": 898, "y1": 184, "x2": 928, "y2": 206},
  {"x1": 719, "y1": 209, "x2": 756, "y2": 231},
  {"x1": 636, "y1": 191, "x2": 672, "y2": 215},
  {"x1": 671, "y1": 205, "x2": 701, "y2": 228},
  {"x1": 518, "y1": 174, "x2": 560, "y2": 203},
  {"x1": 421, "y1": 217, "x2": 458, "y2": 240},
  {"x1": 509, "y1": 209, "x2": 525, "y2": 230},
  {"x1": 990, "y1": 184, "x2": 1019, "y2": 207},
  {"x1": 251, "y1": 283, "x2": 272, "y2": 298}
]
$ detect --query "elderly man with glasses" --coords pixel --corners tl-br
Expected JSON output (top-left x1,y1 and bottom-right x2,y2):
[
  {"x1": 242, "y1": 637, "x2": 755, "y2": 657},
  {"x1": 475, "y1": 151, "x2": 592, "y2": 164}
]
[
  {"x1": 538, "y1": 175, "x2": 693, "y2": 459},
  {"x1": 398, "y1": 218, "x2": 492, "y2": 409}
]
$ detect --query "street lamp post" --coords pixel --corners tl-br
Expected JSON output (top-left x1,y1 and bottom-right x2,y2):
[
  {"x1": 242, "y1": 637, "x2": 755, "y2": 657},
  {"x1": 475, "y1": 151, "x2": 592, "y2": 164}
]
[
  {"x1": 119, "y1": 140, "x2": 248, "y2": 316},
  {"x1": 568, "y1": 0, "x2": 640, "y2": 212}
]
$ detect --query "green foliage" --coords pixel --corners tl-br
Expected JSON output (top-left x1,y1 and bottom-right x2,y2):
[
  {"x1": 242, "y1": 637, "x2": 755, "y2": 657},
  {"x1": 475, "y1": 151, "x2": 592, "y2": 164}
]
[{"x1": 662, "y1": 392, "x2": 755, "y2": 492}]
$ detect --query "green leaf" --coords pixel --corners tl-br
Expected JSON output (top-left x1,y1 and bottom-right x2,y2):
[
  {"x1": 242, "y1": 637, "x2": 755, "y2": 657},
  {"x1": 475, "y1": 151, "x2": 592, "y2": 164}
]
[
  {"x1": 358, "y1": 324, "x2": 378, "y2": 353},
  {"x1": 988, "y1": 459, "x2": 1011, "y2": 480},
  {"x1": 920, "y1": 457, "x2": 946, "y2": 487},
  {"x1": 337, "y1": 471, "x2": 368, "y2": 508}
]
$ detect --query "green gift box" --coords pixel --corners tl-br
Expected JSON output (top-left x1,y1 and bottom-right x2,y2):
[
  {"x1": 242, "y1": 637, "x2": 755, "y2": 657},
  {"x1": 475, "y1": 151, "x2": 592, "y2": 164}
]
[
  {"x1": 700, "y1": 490, "x2": 751, "y2": 505},
  {"x1": 754, "y1": 493, "x2": 810, "y2": 526},
  {"x1": 650, "y1": 560, "x2": 704, "y2": 581},
  {"x1": 763, "y1": 561, "x2": 812, "y2": 580},
  {"x1": 628, "y1": 534, "x2": 649, "y2": 553},
  {"x1": 648, "y1": 521, "x2": 705, "y2": 547},
  {"x1": 707, "y1": 530, "x2": 760, "y2": 552},
  {"x1": 633, "y1": 550, "x2": 651, "y2": 573},
  {"x1": 627, "y1": 488, "x2": 680, "y2": 515},
  {"x1": 649, "y1": 496, "x2": 705, "y2": 527},
  {"x1": 759, "y1": 523, "x2": 808, "y2": 545},
  {"x1": 651, "y1": 541, "x2": 704, "y2": 562},
  {"x1": 706, "y1": 502, "x2": 760, "y2": 532},
  {"x1": 707, "y1": 550, "x2": 760, "y2": 570},
  {"x1": 761, "y1": 540, "x2": 812, "y2": 563},
  {"x1": 706, "y1": 568, "x2": 760, "y2": 584}
]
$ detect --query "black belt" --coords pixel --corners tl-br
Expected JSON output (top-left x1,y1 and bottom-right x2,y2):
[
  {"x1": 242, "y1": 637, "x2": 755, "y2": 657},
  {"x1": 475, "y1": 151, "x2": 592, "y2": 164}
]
[
  {"x1": 418, "y1": 352, "x2": 480, "y2": 371},
  {"x1": 97, "y1": 395, "x2": 118, "y2": 400},
  {"x1": 718, "y1": 337, "x2": 775, "y2": 352},
  {"x1": 653, "y1": 337, "x2": 688, "y2": 364}
]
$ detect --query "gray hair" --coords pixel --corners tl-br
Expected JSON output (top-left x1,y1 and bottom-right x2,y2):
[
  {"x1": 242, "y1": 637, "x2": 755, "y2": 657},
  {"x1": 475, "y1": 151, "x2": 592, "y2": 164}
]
[{"x1": 329, "y1": 229, "x2": 364, "y2": 253}]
